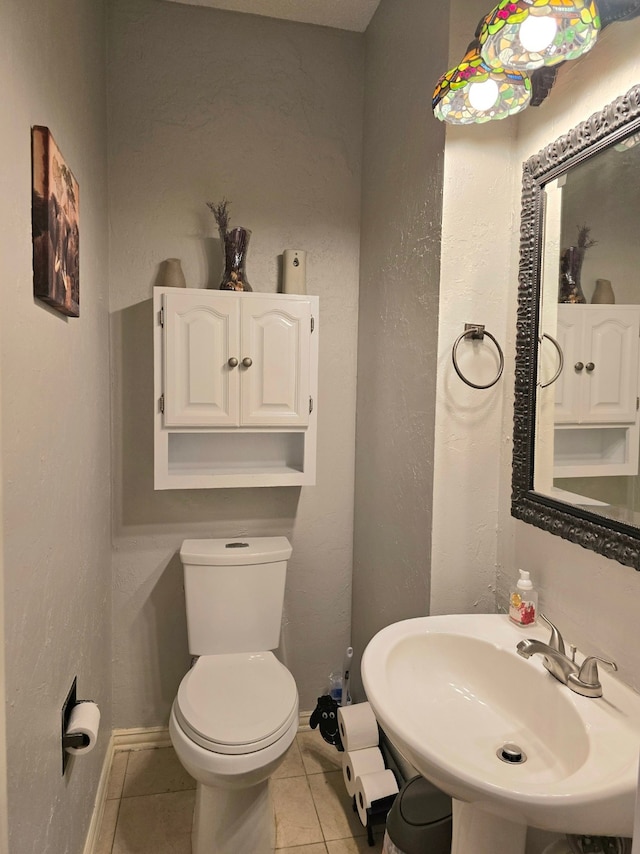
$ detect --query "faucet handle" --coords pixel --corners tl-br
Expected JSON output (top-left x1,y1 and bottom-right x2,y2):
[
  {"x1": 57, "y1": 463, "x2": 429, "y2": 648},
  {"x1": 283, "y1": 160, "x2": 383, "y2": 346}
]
[
  {"x1": 539, "y1": 613, "x2": 565, "y2": 655},
  {"x1": 567, "y1": 656, "x2": 618, "y2": 698},
  {"x1": 577, "y1": 656, "x2": 618, "y2": 684}
]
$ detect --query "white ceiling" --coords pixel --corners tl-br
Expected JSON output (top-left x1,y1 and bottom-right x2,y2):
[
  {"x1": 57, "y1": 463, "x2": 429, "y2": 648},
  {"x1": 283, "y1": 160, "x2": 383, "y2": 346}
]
[{"x1": 163, "y1": 0, "x2": 382, "y2": 32}]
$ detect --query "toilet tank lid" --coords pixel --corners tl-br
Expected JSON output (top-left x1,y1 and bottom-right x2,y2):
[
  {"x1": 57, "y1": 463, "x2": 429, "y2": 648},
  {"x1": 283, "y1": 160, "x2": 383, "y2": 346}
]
[{"x1": 180, "y1": 537, "x2": 292, "y2": 566}]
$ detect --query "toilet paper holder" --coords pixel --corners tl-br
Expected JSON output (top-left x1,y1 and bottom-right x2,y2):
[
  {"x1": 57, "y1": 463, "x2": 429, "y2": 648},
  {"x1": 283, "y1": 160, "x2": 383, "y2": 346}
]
[{"x1": 61, "y1": 676, "x2": 91, "y2": 773}]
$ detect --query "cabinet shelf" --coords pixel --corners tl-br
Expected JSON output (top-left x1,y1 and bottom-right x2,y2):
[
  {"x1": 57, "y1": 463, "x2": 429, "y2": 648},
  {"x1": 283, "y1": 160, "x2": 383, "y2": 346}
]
[
  {"x1": 554, "y1": 425, "x2": 638, "y2": 478},
  {"x1": 162, "y1": 465, "x2": 309, "y2": 489},
  {"x1": 166, "y1": 430, "x2": 307, "y2": 483}
]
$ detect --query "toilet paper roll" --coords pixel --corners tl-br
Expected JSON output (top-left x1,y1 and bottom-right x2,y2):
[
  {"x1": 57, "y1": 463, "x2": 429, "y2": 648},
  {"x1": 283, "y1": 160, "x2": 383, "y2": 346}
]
[
  {"x1": 342, "y1": 746, "x2": 386, "y2": 797},
  {"x1": 338, "y1": 702, "x2": 379, "y2": 752},
  {"x1": 64, "y1": 702, "x2": 100, "y2": 755},
  {"x1": 354, "y1": 770, "x2": 399, "y2": 827}
]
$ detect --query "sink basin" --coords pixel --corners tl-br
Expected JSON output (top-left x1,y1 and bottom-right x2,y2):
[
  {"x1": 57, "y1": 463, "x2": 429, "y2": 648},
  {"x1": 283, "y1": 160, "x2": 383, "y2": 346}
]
[{"x1": 362, "y1": 614, "x2": 640, "y2": 845}]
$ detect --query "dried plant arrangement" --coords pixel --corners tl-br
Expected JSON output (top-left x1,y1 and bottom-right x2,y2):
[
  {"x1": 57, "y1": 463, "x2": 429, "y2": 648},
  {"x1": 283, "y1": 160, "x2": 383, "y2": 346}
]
[
  {"x1": 576, "y1": 224, "x2": 597, "y2": 251},
  {"x1": 559, "y1": 224, "x2": 597, "y2": 304},
  {"x1": 206, "y1": 198, "x2": 230, "y2": 236},
  {"x1": 206, "y1": 198, "x2": 253, "y2": 291}
]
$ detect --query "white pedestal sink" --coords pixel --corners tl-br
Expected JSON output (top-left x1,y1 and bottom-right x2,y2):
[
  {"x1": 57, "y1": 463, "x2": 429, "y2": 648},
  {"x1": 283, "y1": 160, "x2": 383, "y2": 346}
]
[{"x1": 361, "y1": 614, "x2": 640, "y2": 853}]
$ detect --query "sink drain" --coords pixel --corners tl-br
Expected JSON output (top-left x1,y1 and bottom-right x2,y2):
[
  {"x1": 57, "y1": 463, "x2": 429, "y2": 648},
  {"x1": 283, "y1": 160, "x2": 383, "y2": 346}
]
[{"x1": 496, "y1": 743, "x2": 527, "y2": 764}]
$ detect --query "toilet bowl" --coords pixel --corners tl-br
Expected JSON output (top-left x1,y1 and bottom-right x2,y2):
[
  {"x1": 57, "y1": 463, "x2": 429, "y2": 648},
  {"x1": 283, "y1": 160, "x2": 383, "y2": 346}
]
[
  {"x1": 170, "y1": 654, "x2": 298, "y2": 854},
  {"x1": 169, "y1": 538, "x2": 297, "y2": 854},
  {"x1": 171, "y1": 652, "x2": 298, "y2": 789}
]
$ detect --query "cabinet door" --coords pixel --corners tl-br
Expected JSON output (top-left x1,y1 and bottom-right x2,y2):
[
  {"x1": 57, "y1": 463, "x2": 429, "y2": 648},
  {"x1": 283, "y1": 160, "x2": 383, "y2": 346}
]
[
  {"x1": 240, "y1": 297, "x2": 311, "y2": 426},
  {"x1": 583, "y1": 309, "x2": 640, "y2": 423},
  {"x1": 554, "y1": 308, "x2": 583, "y2": 423},
  {"x1": 163, "y1": 292, "x2": 240, "y2": 427}
]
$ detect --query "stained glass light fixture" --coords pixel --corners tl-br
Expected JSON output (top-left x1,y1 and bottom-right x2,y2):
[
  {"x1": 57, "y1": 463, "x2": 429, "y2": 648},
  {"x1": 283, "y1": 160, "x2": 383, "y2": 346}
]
[
  {"x1": 432, "y1": 43, "x2": 532, "y2": 125},
  {"x1": 479, "y1": 0, "x2": 601, "y2": 72}
]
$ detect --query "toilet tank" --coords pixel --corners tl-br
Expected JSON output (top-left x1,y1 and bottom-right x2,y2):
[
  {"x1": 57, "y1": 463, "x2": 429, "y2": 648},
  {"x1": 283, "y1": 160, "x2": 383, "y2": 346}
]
[{"x1": 179, "y1": 537, "x2": 292, "y2": 655}]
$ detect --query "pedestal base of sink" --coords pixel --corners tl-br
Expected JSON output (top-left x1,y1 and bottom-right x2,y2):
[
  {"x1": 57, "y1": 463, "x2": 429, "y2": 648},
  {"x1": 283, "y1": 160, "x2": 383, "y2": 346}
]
[{"x1": 452, "y1": 800, "x2": 527, "y2": 854}]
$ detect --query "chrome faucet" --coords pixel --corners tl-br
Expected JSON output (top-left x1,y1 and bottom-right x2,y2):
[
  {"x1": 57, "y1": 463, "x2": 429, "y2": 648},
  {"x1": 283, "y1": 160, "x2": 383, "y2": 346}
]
[
  {"x1": 538, "y1": 612, "x2": 565, "y2": 655},
  {"x1": 516, "y1": 636, "x2": 578, "y2": 683},
  {"x1": 516, "y1": 614, "x2": 617, "y2": 698}
]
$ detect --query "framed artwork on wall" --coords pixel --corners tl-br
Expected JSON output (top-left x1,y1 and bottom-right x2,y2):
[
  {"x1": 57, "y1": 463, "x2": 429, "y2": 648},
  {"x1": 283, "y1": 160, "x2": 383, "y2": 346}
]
[{"x1": 31, "y1": 126, "x2": 80, "y2": 317}]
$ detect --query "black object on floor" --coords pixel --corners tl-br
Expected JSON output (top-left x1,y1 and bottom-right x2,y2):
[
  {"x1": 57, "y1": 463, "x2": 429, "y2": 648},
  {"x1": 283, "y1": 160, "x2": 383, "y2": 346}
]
[
  {"x1": 384, "y1": 775, "x2": 452, "y2": 854},
  {"x1": 309, "y1": 694, "x2": 344, "y2": 750}
]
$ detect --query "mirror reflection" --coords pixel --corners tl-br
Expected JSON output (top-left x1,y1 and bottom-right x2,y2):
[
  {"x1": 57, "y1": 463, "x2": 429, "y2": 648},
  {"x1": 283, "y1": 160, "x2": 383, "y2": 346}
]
[{"x1": 534, "y1": 130, "x2": 640, "y2": 526}]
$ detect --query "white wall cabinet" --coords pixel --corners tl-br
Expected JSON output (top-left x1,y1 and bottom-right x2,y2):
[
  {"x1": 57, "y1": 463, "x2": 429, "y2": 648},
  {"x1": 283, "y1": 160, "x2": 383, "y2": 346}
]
[
  {"x1": 553, "y1": 305, "x2": 640, "y2": 478},
  {"x1": 154, "y1": 288, "x2": 319, "y2": 489}
]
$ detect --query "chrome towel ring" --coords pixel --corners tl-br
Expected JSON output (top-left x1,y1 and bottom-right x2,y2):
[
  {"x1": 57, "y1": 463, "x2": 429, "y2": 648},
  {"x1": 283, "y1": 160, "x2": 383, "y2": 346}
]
[{"x1": 452, "y1": 323, "x2": 504, "y2": 390}]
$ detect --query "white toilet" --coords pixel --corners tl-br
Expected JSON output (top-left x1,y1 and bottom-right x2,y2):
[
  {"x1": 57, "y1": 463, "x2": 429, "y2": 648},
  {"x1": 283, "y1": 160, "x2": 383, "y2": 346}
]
[{"x1": 169, "y1": 537, "x2": 299, "y2": 854}]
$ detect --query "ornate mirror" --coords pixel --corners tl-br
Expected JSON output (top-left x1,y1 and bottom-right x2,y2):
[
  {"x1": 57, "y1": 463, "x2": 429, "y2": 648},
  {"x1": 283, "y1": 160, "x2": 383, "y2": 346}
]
[{"x1": 512, "y1": 84, "x2": 640, "y2": 569}]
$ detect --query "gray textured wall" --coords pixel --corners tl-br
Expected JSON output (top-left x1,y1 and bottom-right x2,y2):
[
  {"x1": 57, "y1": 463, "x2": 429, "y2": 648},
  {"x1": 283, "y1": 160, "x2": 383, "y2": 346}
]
[
  {"x1": 350, "y1": 0, "x2": 448, "y2": 697},
  {"x1": 0, "y1": 1, "x2": 112, "y2": 852},
  {"x1": 108, "y1": 0, "x2": 364, "y2": 723}
]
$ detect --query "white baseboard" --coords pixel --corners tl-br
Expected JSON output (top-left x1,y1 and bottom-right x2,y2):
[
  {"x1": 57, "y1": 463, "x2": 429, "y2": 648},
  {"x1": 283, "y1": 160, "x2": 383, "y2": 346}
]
[
  {"x1": 82, "y1": 735, "x2": 114, "y2": 854},
  {"x1": 113, "y1": 726, "x2": 172, "y2": 752},
  {"x1": 298, "y1": 710, "x2": 312, "y2": 731}
]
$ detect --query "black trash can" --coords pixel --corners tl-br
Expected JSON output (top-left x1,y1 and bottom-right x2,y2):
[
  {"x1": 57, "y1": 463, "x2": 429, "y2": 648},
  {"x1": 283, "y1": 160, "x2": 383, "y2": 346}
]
[{"x1": 382, "y1": 775, "x2": 452, "y2": 854}]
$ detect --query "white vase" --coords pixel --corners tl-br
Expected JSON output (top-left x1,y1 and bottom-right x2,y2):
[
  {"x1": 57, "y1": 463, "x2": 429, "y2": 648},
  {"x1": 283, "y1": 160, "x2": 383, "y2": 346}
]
[
  {"x1": 162, "y1": 258, "x2": 187, "y2": 288},
  {"x1": 591, "y1": 278, "x2": 615, "y2": 304}
]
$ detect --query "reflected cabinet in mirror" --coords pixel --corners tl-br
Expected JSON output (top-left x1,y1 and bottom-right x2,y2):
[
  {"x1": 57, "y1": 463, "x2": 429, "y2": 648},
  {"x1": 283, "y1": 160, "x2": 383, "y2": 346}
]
[{"x1": 512, "y1": 84, "x2": 640, "y2": 569}]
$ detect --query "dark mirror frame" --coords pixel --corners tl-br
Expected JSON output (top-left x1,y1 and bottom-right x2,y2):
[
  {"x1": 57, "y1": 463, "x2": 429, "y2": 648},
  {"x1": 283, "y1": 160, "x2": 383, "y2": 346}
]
[{"x1": 512, "y1": 83, "x2": 640, "y2": 570}]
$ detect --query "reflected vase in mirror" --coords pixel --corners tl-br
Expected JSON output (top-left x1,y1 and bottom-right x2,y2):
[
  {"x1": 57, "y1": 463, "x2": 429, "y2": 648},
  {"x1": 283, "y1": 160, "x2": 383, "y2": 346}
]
[
  {"x1": 558, "y1": 246, "x2": 587, "y2": 304},
  {"x1": 592, "y1": 278, "x2": 615, "y2": 304},
  {"x1": 220, "y1": 227, "x2": 252, "y2": 292}
]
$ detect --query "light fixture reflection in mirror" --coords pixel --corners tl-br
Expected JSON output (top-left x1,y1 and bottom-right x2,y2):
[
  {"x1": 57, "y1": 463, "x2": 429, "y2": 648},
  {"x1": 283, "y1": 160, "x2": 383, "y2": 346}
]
[{"x1": 512, "y1": 84, "x2": 640, "y2": 569}]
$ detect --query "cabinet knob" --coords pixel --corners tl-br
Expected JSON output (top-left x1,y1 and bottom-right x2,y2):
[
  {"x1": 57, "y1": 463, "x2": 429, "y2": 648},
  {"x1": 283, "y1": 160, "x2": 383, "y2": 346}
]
[
  {"x1": 586, "y1": 362, "x2": 595, "y2": 372},
  {"x1": 228, "y1": 357, "x2": 239, "y2": 368},
  {"x1": 574, "y1": 361, "x2": 584, "y2": 372},
  {"x1": 242, "y1": 357, "x2": 253, "y2": 368}
]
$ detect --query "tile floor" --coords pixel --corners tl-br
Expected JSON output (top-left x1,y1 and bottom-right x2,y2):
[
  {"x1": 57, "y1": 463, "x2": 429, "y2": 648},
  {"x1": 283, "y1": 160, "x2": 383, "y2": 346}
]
[{"x1": 96, "y1": 729, "x2": 384, "y2": 854}]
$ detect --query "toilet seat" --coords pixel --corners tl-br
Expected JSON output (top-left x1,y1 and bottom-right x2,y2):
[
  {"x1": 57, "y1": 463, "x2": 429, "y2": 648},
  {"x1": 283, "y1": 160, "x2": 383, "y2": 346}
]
[{"x1": 175, "y1": 651, "x2": 298, "y2": 755}]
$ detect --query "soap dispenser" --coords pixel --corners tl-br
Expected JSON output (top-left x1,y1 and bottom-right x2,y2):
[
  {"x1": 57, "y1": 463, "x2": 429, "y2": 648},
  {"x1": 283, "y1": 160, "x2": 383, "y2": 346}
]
[{"x1": 509, "y1": 570, "x2": 538, "y2": 626}]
